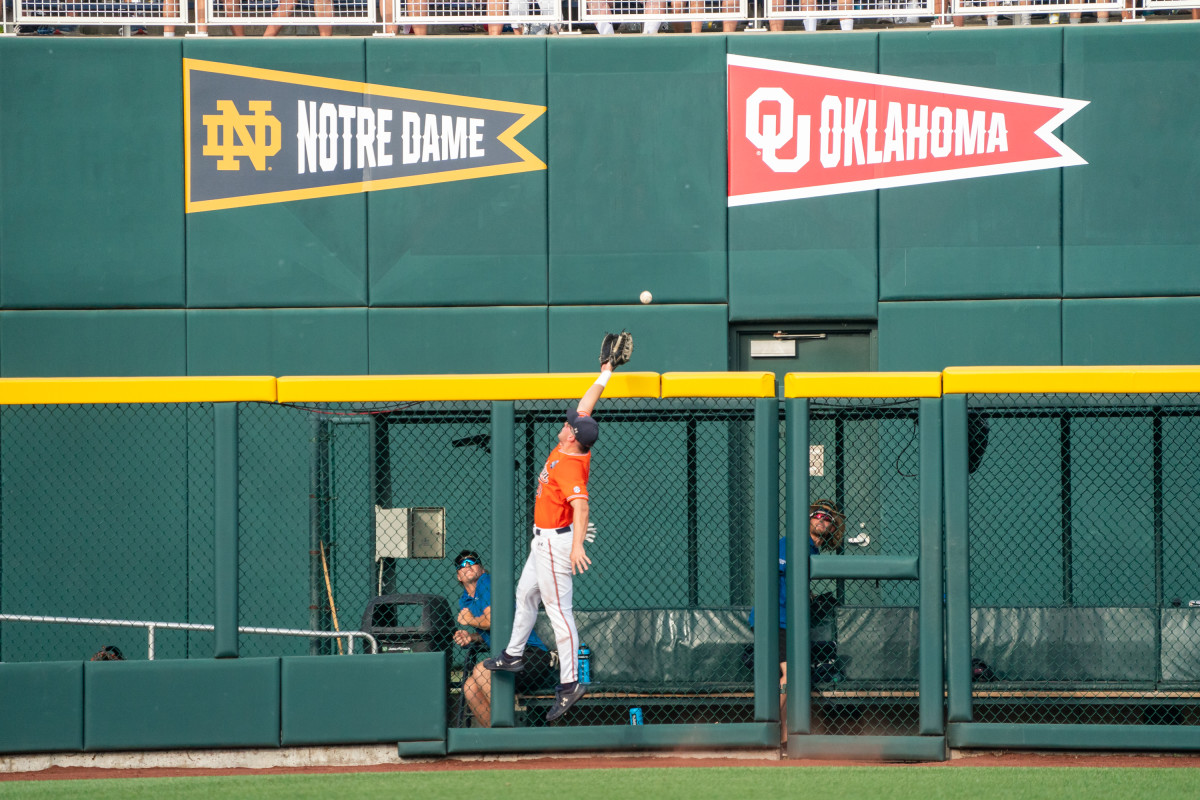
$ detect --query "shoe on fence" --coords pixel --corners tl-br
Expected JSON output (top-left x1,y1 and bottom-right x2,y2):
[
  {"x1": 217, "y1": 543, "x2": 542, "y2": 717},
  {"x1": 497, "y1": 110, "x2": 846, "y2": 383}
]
[{"x1": 482, "y1": 652, "x2": 526, "y2": 673}]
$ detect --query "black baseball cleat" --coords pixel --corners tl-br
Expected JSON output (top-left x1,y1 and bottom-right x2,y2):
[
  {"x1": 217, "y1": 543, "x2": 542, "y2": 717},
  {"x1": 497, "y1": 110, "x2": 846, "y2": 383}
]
[
  {"x1": 546, "y1": 682, "x2": 587, "y2": 722},
  {"x1": 482, "y1": 652, "x2": 526, "y2": 673}
]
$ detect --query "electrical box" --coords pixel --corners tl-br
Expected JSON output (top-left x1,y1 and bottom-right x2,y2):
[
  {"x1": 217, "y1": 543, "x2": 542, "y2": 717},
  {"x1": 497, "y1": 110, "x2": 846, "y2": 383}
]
[
  {"x1": 810, "y1": 444, "x2": 825, "y2": 476},
  {"x1": 374, "y1": 506, "x2": 445, "y2": 560}
]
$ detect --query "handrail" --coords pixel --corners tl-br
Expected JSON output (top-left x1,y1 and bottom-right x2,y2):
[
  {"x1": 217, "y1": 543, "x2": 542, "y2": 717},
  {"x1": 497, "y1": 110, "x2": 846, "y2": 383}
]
[{"x1": 0, "y1": 613, "x2": 378, "y2": 659}]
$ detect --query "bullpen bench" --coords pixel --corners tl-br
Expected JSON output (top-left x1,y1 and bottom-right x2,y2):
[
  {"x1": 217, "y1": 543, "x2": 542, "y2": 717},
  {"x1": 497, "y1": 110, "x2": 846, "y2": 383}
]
[
  {"x1": 815, "y1": 605, "x2": 1200, "y2": 727},
  {"x1": 517, "y1": 607, "x2": 756, "y2": 726}
]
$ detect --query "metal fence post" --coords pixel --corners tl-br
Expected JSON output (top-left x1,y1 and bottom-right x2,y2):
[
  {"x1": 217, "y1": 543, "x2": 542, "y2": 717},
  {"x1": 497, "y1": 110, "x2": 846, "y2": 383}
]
[
  {"x1": 753, "y1": 397, "x2": 780, "y2": 724},
  {"x1": 785, "y1": 398, "x2": 811, "y2": 736},
  {"x1": 214, "y1": 402, "x2": 239, "y2": 659},
  {"x1": 918, "y1": 397, "x2": 944, "y2": 735},
  {"x1": 943, "y1": 393, "x2": 971, "y2": 722},
  {"x1": 490, "y1": 401, "x2": 516, "y2": 728}
]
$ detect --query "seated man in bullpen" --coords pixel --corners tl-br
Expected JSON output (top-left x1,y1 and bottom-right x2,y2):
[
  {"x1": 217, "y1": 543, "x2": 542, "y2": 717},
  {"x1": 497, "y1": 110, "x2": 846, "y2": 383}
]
[{"x1": 453, "y1": 549, "x2": 556, "y2": 727}]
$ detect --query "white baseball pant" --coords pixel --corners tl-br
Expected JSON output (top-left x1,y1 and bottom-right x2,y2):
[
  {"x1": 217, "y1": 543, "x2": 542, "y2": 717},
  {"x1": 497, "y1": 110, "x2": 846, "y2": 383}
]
[{"x1": 504, "y1": 525, "x2": 579, "y2": 685}]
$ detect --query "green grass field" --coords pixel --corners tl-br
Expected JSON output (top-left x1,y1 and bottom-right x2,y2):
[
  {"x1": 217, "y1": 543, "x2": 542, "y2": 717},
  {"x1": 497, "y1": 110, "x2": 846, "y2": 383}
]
[{"x1": 2, "y1": 767, "x2": 1197, "y2": 800}]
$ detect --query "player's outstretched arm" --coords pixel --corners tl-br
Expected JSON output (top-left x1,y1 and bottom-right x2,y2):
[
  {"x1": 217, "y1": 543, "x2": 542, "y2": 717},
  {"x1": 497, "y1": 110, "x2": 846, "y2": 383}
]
[{"x1": 576, "y1": 363, "x2": 612, "y2": 417}]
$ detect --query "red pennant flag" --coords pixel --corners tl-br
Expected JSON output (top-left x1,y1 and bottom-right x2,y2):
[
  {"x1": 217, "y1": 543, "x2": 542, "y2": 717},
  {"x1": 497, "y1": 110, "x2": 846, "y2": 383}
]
[{"x1": 728, "y1": 54, "x2": 1088, "y2": 207}]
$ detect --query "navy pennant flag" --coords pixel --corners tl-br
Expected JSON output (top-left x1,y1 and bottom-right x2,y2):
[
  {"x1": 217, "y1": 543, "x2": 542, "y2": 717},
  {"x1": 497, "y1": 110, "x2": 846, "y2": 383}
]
[{"x1": 184, "y1": 59, "x2": 546, "y2": 213}]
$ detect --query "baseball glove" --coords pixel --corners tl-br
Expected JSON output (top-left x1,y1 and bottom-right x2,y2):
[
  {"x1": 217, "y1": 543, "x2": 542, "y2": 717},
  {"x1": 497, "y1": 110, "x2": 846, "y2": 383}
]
[{"x1": 600, "y1": 330, "x2": 633, "y2": 367}]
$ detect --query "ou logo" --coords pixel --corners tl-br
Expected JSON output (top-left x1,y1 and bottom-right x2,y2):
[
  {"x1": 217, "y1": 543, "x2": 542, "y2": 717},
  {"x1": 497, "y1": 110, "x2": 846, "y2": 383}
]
[{"x1": 745, "y1": 87, "x2": 810, "y2": 173}]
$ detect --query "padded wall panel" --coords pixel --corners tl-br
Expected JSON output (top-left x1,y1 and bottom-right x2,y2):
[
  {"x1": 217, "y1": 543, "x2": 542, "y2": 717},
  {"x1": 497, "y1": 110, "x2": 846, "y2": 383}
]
[
  {"x1": 0, "y1": 40, "x2": 185, "y2": 309},
  {"x1": 187, "y1": 308, "x2": 368, "y2": 375},
  {"x1": 0, "y1": 310, "x2": 185, "y2": 377},
  {"x1": 548, "y1": 304, "x2": 727, "y2": 372},
  {"x1": 1062, "y1": 26, "x2": 1200, "y2": 297},
  {"x1": 84, "y1": 658, "x2": 280, "y2": 751},
  {"x1": 367, "y1": 38, "x2": 548, "y2": 307},
  {"x1": 0, "y1": 662, "x2": 83, "y2": 753},
  {"x1": 183, "y1": 40, "x2": 368, "y2": 309},
  {"x1": 878, "y1": 299, "x2": 1060, "y2": 370},
  {"x1": 1062, "y1": 297, "x2": 1200, "y2": 365},
  {"x1": 878, "y1": 29, "x2": 1064, "y2": 301},
  {"x1": 281, "y1": 654, "x2": 446, "y2": 745},
  {"x1": 727, "y1": 35, "x2": 879, "y2": 323},
  {"x1": 547, "y1": 38, "x2": 727, "y2": 306},
  {"x1": 369, "y1": 306, "x2": 546, "y2": 373}
]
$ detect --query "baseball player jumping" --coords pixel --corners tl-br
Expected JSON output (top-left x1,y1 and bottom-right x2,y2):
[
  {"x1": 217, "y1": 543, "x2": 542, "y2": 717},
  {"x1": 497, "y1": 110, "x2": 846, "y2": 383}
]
[{"x1": 483, "y1": 331, "x2": 633, "y2": 723}]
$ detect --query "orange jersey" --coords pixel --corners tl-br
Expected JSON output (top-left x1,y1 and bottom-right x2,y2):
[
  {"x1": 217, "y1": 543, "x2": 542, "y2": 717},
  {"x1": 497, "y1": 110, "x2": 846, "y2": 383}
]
[{"x1": 533, "y1": 446, "x2": 591, "y2": 529}]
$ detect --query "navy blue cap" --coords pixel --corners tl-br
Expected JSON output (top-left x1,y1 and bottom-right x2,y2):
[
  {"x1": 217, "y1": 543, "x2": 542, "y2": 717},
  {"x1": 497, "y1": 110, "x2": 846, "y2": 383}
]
[{"x1": 566, "y1": 408, "x2": 599, "y2": 446}]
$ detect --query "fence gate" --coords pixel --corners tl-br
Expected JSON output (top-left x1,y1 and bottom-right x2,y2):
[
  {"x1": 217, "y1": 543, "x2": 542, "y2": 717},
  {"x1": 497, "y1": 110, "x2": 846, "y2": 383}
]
[{"x1": 785, "y1": 374, "x2": 946, "y2": 761}]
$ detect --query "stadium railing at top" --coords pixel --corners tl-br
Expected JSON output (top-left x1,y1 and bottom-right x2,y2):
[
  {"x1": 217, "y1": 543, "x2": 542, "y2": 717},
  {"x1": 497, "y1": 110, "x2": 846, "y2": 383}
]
[
  {"x1": 12, "y1": 0, "x2": 187, "y2": 27},
  {"x1": 942, "y1": 366, "x2": 1200, "y2": 753},
  {"x1": 8, "y1": 0, "x2": 1196, "y2": 29},
  {"x1": 203, "y1": 0, "x2": 376, "y2": 30}
]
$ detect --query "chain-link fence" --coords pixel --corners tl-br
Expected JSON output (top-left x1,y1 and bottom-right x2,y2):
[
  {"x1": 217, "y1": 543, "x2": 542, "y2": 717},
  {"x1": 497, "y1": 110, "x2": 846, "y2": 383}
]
[
  {"x1": 0, "y1": 403, "x2": 215, "y2": 663},
  {"x1": 966, "y1": 393, "x2": 1200, "y2": 728},
  {"x1": 8, "y1": 379, "x2": 1197, "y2": 748},
  {"x1": 237, "y1": 400, "x2": 493, "y2": 726},
  {"x1": 500, "y1": 397, "x2": 759, "y2": 728},
  {"x1": 803, "y1": 398, "x2": 924, "y2": 737}
]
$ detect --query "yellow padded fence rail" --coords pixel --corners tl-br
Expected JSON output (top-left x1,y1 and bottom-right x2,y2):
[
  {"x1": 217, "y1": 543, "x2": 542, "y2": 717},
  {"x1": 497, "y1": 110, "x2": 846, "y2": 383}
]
[
  {"x1": 785, "y1": 372, "x2": 943, "y2": 398},
  {"x1": 942, "y1": 366, "x2": 1200, "y2": 395},
  {"x1": 6, "y1": 368, "x2": 1198, "y2": 404},
  {"x1": 661, "y1": 372, "x2": 776, "y2": 398},
  {"x1": 0, "y1": 377, "x2": 278, "y2": 405},
  {"x1": 275, "y1": 373, "x2": 663, "y2": 402}
]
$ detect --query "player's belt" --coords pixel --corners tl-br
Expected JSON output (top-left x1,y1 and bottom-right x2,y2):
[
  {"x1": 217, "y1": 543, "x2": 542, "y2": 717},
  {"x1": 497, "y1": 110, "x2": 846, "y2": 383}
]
[{"x1": 534, "y1": 525, "x2": 572, "y2": 534}]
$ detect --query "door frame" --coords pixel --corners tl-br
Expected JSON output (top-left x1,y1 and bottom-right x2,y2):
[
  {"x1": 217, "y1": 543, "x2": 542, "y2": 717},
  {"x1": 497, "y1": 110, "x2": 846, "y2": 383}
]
[{"x1": 728, "y1": 321, "x2": 879, "y2": 373}]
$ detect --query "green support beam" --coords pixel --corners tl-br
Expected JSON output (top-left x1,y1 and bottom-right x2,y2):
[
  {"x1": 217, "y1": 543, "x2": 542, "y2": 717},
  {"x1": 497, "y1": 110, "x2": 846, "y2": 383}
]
[
  {"x1": 948, "y1": 723, "x2": 1200, "y2": 751},
  {"x1": 753, "y1": 397, "x2": 780, "y2": 723},
  {"x1": 788, "y1": 735, "x2": 946, "y2": 762},
  {"x1": 489, "y1": 401, "x2": 517, "y2": 728},
  {"x1": 917, "y1": 397, "x2": 945, "y2": 736},
  {"x1": 785, "y1": 398, "x2": 811, "y2": 736},
  {"x1": 943, "y1": 394, "x2": 972, "y2": 723},
  {"x1": 214, "y1": 402, "x2": 239, "y2": 659},
  {"x1": 448, "y1": 723, "x2": 779, "y2": 754},
  {"x1": 809, "y1": 555, "x2": 919, "y2": 581}
]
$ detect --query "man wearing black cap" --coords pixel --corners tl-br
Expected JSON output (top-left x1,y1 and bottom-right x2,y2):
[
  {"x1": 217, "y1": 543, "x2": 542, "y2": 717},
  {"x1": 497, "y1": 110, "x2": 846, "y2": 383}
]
[
  {"x1": 452, "y1": 550, "x2": 555, "y2": 727},
  {"x1": 484, "y1": 358, "x2": 621, "y2": 722}
]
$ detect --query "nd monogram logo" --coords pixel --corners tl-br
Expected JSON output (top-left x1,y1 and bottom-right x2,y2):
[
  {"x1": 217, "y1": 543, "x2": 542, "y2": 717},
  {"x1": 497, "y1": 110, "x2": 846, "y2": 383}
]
[{"x1": 202, "y1": 100, "x2": 282, "y2": 172}]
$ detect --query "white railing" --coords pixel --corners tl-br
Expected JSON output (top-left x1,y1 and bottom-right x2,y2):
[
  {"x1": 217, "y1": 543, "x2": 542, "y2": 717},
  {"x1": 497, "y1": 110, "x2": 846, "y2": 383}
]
[
  {"x1": 394, "y1": 0, "x2": 560, "y2": 27},
  {"x1": 205, "y1": 0, "x2": 376, "y2": 30},
  {"x1": 13, "y1": 0, "x2": 188, "y2": 26},
  {"x1": 949, "y1": 0, "x2": 1122, "y2": 16},
  {"x1": 8, "y1": 0, "x2": 1197, "y2": 31},
  {"x1": 581, "y1": 0, "x2": 747, "y2": 26},
  {"x1": 767, "y1": 0, "x2": 934, "y2": 20},
  {"x1": 0, "y1": 613, "x2": 378, "y2": 660}
]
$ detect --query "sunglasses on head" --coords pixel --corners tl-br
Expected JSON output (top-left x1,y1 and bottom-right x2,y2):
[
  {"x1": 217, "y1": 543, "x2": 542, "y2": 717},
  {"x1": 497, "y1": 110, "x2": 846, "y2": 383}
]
[{"x1": 456, "y1": 558, "x2": 479, "y2": 569}]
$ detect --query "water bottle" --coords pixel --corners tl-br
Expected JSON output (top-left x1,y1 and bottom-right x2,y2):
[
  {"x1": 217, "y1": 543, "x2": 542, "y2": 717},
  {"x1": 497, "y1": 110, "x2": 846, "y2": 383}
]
[
  {"x1": 578, "y1": 643, "x2": 591, "y2": 684},
  {"x1": 629, "y1": 707, "x2": 643, "y2": 725}
]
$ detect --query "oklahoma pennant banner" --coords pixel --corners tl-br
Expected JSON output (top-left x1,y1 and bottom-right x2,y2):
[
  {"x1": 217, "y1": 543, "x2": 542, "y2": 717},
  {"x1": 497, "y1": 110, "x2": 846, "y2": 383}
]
[
  {"x1": 184, "y1": 59, "x2": 546, "y2": 213},
  {"x1": 728, "y1": 54, "x2": 1088, "y2": 207}
]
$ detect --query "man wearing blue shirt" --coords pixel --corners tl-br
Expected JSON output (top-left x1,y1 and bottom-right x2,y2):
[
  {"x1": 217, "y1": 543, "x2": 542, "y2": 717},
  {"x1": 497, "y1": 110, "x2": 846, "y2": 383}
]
[{"x1": 453, "y1": 550, "x2": 555, "y2": 727}]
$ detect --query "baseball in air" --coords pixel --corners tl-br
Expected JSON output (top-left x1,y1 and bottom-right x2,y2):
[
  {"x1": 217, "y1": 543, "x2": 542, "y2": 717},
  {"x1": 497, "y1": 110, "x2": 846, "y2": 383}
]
[{"x1": 640, "y1": 291, "x2": 653, "y2": 305}]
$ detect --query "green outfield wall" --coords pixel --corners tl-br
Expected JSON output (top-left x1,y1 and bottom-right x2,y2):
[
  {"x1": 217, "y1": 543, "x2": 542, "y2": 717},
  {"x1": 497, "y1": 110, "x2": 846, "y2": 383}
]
[{"x1": 2, "y1": 26, "x2": 1199, "y2": 377}]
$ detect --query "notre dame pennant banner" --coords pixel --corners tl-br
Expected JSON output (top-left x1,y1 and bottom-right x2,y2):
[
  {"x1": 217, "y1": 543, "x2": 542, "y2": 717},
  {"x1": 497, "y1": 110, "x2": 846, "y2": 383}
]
[{"x1": 183, "y1": 59, "x2": 546, "y2": 213}]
